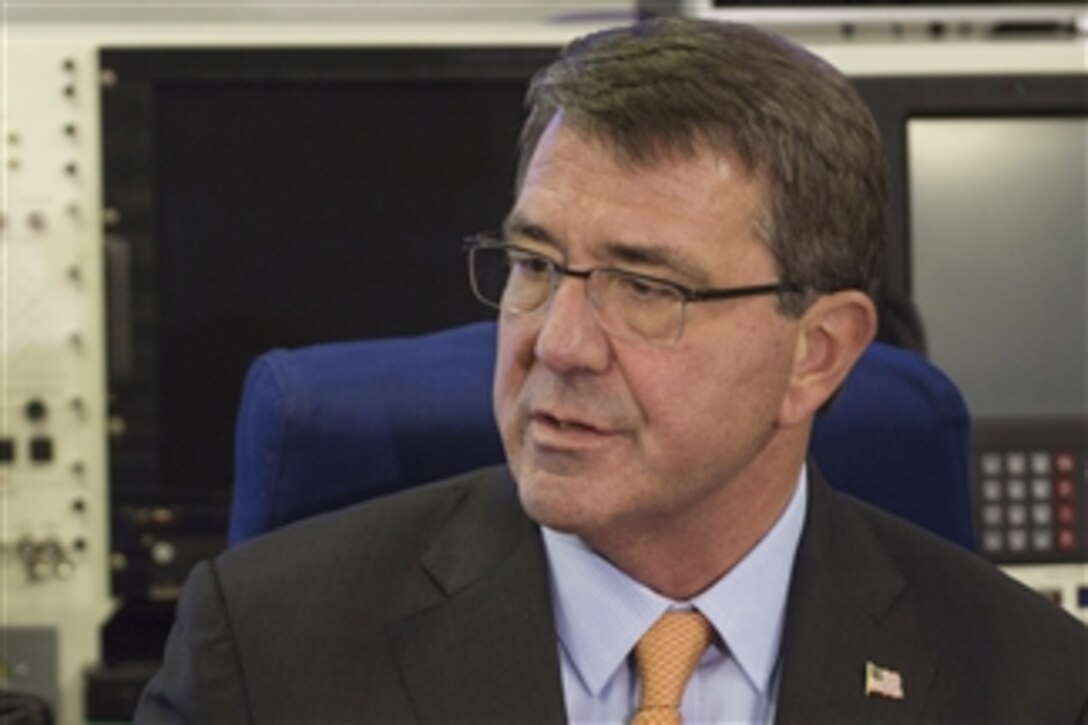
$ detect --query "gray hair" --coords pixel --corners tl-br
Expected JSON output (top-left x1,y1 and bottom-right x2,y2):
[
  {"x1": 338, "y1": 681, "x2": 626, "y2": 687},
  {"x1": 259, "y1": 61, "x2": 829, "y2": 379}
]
[{"x1": 518, "y1": 17, "x2": 886, "y2": 315}]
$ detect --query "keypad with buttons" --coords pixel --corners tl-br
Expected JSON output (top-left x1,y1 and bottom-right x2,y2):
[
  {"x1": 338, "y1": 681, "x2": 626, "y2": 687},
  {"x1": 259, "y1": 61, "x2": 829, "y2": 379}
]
[{"x1": 973, "y1": 420, "x2": 1087, "y2": 564}]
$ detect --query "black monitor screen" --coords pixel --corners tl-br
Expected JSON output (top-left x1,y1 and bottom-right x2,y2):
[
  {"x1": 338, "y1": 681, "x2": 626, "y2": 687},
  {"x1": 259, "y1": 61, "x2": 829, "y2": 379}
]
[{"x1": 102, "y1": 48, "x2": 558, "y2": 507}]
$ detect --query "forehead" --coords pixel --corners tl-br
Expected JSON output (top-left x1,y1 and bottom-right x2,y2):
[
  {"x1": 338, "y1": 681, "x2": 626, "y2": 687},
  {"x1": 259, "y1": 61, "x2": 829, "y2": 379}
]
[
  {"x1": 511, "y1": 118, "x2": 772, "y2": 278},
  {"x1": 521, "y1": 119, "x2": 752, "y2": 207}
]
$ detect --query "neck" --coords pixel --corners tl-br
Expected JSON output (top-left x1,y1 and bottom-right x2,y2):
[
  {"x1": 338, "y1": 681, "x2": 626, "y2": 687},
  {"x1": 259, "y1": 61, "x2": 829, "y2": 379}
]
[{"x1": 584, "y1": 427, "x2": 808, "y2": 600}]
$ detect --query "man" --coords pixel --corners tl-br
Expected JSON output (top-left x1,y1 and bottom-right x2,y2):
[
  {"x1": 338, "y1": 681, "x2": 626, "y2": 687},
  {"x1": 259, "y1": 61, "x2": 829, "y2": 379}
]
[{"x1": 136, "y1": 17, "x2": 1087, "y2": 724}]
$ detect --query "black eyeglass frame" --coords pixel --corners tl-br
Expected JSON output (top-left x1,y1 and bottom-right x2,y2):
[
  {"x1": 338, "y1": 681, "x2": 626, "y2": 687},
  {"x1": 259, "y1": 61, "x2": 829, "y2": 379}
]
[{"x1": 464, "y1": 234, "x2": 805, "y2": 307}]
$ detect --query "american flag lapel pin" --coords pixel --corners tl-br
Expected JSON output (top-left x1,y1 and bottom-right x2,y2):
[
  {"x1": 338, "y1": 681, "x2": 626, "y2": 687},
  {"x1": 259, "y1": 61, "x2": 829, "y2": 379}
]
[{"x1": 865, "y1": 661, "x2": 905, "y2": 700}]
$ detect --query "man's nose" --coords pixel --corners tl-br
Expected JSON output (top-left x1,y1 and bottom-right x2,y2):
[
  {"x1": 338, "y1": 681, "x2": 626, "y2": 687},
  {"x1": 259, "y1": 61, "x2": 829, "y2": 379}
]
[{"x1": 532, "y1": 276, "x2": 611, "y2": 375}]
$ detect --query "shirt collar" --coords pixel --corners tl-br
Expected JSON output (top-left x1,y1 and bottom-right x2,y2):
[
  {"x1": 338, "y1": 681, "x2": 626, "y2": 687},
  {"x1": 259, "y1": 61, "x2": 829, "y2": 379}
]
[{"x1": 543, "y1": 465, "x2": 808, "y2": 698}]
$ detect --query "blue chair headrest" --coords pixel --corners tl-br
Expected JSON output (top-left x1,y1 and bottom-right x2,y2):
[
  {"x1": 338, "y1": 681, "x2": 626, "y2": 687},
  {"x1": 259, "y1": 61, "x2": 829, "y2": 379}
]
[{"x1": 229, "y1": 321, "x2": 973, "y2": 550}]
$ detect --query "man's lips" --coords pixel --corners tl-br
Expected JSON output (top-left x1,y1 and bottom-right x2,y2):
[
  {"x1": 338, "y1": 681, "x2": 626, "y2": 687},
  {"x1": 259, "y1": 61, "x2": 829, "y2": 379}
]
[{"x1": 528, "y1": 410, "x2": 617, "y2": 437}]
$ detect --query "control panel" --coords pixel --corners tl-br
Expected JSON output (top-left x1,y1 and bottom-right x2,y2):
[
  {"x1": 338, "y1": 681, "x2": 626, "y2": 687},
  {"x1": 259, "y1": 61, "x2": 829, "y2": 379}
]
[
  {"x1": 972, "y1": 419, "x2": 1088, "y2": 622},
  {"x1": 1, "y1": 36, "x2": 112, "y2": 725},
  {"x1": 974, "y1": 419, "x2": 1086, "y2": 563}
]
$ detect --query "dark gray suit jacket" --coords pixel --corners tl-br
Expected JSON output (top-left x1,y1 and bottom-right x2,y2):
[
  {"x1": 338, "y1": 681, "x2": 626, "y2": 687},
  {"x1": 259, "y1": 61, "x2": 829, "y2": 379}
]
[{"x1": 136, "y1": 466, "x2": 1088, "y2": 723}]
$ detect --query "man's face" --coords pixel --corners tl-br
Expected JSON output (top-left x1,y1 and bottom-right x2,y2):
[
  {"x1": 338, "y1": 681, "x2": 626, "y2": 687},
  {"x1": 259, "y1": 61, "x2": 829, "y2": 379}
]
[{"x1": 494, "y1": 117, "x2": 804, "y2": 546}]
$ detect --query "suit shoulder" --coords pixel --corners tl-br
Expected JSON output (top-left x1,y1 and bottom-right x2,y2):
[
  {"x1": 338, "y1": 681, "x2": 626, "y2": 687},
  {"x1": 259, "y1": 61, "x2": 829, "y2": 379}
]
[
  {"x1": 846, "y1": 494, "x2": 1086, "y2": 647},
  {"x1": 210, "y1": 465, "x2": 512, "y2": 610},
  {"x1": 821, "y1": 493, "x2": 1087, "y2": 720},
  {"x1": 223, "y1": 465, "x2": 507, "y2": 563}
]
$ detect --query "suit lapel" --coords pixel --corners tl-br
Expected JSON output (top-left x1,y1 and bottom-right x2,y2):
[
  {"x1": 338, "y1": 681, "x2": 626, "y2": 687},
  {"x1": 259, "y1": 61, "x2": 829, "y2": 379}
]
[
  {"x1": 388, "y1": 466, "x2": 944, "y2": 723},
  {"x1": 774, "y1": 469, "x2": 940, "y2": 724},
  {"x1": 390, "y1": 468, "x2": 566, "y2": 723}
]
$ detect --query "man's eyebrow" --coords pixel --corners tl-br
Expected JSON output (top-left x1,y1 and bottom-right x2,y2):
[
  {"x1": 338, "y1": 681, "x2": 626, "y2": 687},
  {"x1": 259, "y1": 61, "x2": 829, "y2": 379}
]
[{"x1": 502, "y1": 213, "x2": 557, "y2": 246}]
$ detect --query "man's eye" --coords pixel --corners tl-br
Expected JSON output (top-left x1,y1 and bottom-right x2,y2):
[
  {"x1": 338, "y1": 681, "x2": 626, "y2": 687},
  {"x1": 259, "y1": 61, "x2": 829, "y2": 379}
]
[
  {"x1": 617, "y1": 275, "x2": 674, "y2": 301},
  {"x1": 508, "y1": 252, "x2": 552, "y2": 276}
]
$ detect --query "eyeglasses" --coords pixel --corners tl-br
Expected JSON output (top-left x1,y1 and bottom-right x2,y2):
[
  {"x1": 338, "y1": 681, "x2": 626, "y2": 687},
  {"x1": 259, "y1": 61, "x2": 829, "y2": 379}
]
[{"x1": 465, "y1": 234, "x2": 803, "y2": 346}]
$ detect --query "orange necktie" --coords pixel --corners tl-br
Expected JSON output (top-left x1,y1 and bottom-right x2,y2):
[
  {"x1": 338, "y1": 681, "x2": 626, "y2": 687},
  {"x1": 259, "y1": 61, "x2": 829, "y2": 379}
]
[{"x1": 631, "y1": 610, "x2": 714, "y2": 725}]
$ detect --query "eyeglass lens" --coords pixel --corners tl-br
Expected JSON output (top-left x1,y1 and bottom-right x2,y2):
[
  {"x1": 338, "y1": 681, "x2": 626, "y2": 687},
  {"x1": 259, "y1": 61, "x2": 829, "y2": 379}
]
[{"x1": 470, "y1": 245, "x2": 685, "y2": 344}]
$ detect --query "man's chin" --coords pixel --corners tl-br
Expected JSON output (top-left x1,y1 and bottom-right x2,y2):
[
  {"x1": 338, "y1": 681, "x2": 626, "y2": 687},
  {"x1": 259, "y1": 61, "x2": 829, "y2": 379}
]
[{"x1": 513, "y1": 467, "x2": 599, "y2": 533}]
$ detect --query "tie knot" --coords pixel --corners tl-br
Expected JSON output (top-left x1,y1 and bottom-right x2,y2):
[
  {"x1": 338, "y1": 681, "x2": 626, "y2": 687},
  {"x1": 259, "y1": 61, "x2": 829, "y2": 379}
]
[{"x1": 632, "y1": 610, "x2": 713, "y2": 724}]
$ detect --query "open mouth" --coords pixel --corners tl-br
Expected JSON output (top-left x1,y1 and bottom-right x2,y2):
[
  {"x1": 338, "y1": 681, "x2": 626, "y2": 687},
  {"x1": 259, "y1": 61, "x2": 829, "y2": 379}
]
[{"x1": 533, "y1": 412, "x2": 602, "y2": 434}]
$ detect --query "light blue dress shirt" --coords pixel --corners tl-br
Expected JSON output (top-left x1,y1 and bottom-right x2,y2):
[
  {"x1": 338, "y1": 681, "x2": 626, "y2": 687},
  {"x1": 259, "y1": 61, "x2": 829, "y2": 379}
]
[{"x1": 542, "y1": 467, "x2": 808, "y2": 724}]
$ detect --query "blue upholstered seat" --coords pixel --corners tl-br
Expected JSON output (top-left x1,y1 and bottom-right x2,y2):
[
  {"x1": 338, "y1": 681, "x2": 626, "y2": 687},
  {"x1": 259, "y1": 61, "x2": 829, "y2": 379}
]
[{"x1": 229, "y1": 321, "x2": 974, "y2": 550}]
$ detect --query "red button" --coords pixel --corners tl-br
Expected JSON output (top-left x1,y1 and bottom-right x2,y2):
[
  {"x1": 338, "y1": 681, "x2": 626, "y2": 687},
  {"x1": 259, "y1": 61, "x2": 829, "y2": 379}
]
[
  {"x1": 1056, "y1": 452, "x2": 1075, "y2": 474},
  {"x1": 1057, "y1": 529, "x2": 1077, "y2": 551},
  {"x1": 1057, "y1": 504, "x2": 1076, "y2": 525},
  {"x1": 1056, "y1": 479, "x2": 1076, "y2": 500}
]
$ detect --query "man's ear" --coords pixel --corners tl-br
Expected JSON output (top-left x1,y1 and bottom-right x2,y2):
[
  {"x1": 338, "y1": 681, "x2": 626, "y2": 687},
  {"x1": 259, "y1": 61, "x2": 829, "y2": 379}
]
[{"x1": 778, "y1": 290, "x2": 878, "y2": 427}]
